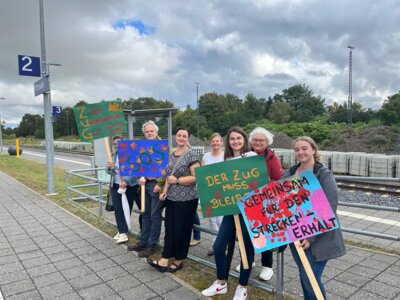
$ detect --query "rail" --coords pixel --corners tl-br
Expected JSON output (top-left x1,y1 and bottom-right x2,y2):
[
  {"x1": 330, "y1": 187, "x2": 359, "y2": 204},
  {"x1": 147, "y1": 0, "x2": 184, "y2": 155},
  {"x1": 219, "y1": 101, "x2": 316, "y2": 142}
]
[{"x1": 65, "y1": 168, "x2": 400, "y2": 299}]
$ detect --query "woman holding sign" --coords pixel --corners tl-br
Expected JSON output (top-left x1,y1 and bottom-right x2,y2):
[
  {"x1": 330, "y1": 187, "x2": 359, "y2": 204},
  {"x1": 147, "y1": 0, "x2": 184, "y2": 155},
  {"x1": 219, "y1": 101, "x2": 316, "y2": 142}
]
[
  {"x1": 202, "y1": 127, "x2": 257, "y2": 300},
  {"x1": 237, "y1": 127, "x2": 283, "y2": 281},
  {"x1": 106, "y1": 135, "x2": 140, "y2": 244},
  {"x1": 287, "y1": 136, "x2": 345, "y2": 300},
  {"x1": 147, "y1": 127, "x2": 200, "y2": 273}
]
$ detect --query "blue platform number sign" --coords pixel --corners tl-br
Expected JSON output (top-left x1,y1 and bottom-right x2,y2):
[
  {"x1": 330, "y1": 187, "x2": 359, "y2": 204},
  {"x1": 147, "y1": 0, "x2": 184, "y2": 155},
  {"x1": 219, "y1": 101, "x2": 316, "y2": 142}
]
[
  {"x1": 53, "y1": 106, "x2": 62, "y2": 115},
  {"x1": 18, "y1": 55, "x2": 41, "y2": 77}
]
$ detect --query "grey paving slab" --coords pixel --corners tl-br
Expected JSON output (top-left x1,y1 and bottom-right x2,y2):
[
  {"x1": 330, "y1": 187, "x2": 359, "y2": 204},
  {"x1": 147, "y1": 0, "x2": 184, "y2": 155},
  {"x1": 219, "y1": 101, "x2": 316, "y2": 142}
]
[
  {"x1": 37, "y1": 281, "x2": 75, "y2": 299},
  {"x1": 97, "y1": 265, "x2": 129, "y2": 282},
  {"x1": 106, "y1": 274, "x2": 141, "y2": 292},
  {"x1": 1, "y1": 169, "x2": 400, "y2": 300},
  {"x1": 77, "y1": 283, "x2": 116, "y2": 300},
  {"x1": 118, "y1": 284, "x2": 157, "y2": 300},
  {"x1": 59, "y1": 265, "x2": 93, "y2": 280},
  {"x1": 31, "y1": 271, "x2": 66, "y2": 288},
  {"x1": 5, "y1": 289, "x2": 42, "y2": 300}
]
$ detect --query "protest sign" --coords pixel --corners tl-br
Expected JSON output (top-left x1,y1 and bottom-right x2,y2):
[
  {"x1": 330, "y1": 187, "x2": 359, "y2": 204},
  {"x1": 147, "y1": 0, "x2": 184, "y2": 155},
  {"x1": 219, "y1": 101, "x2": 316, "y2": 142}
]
[
  {"x1": 237, "y1": 170, "x2": 339, "y2": 253},
  {"x1": 73, "y1": 100, "x2": 126, "y2": 142},
  {"x1": 195, "y1": 155, "x2": 268, "y2": 218},
  {"x1": 117, "y1": 140, "x2": 169, "y2": 177}
]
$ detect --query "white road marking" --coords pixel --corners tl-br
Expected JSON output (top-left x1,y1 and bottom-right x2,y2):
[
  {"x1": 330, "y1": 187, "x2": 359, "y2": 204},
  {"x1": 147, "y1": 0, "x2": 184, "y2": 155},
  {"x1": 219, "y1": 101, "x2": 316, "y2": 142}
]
[
  {"x1": 23, "y1": 151, "x2": 91, "y2": 166},
  {"x1": 337, "y1": 210, "x2": 400, "y2": 227}
]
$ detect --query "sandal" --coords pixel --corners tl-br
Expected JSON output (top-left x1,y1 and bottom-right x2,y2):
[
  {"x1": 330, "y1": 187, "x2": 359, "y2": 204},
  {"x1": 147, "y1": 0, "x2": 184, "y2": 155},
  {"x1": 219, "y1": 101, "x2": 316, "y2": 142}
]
[
  {"x1": 167, "y1": 262, "x2": 183, "y2": 273},
  {"x1": 147, "y1": 258, "x2": 168, "y2": 273}
]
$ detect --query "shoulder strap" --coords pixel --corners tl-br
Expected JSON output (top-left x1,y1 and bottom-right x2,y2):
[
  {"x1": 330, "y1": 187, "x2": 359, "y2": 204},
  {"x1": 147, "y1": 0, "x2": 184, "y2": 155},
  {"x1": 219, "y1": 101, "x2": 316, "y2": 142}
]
[{"x1": 171, "y1": 149, "x2": 190, "y2": 176}]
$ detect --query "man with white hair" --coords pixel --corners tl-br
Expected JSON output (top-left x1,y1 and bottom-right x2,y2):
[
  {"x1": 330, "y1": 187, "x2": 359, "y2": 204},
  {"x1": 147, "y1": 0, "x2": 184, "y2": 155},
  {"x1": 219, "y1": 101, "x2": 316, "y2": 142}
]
[{"x1": 128, "y1": 120, "x2": 163, "y2": 257}]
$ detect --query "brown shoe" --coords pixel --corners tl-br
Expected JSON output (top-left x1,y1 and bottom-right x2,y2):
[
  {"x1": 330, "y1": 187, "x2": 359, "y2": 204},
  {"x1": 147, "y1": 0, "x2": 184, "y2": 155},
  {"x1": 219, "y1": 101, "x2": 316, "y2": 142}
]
[
  {"x1": 128, "y1": 242, "x2": 147, "y2": 252},
  {"x1": 138, "y1": 247, "x2": 158, "y2": 258}
]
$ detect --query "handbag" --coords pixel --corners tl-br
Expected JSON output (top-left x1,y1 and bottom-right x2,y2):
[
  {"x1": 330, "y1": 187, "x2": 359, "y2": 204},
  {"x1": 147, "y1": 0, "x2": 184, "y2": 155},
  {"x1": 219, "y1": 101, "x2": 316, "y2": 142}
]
[{"x1": 105, "y1": 175, "x2": 114, "y2": 212}]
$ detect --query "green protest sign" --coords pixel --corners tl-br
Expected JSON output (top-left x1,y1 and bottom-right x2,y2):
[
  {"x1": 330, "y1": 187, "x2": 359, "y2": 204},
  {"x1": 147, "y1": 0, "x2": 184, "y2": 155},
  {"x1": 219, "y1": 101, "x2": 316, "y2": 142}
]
[
  {"x1": 73, "y1": 100, "x2": 126, "y2": 142},
  {"x1": 195, "y1": 155, "x2": 269, "y2": 218}
]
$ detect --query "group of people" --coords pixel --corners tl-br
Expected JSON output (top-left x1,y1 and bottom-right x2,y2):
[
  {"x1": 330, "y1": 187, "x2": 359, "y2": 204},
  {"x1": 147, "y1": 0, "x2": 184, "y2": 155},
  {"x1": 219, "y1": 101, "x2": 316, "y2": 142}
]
[{"x1": 106, "y1": 121, "x2": 346, "y2": 300}]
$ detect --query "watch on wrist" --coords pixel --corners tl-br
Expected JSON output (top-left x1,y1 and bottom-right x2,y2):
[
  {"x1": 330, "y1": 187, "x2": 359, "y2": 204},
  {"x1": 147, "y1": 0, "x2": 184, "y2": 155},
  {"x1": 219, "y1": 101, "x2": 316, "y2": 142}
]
[{"x1": 176, "y1": 178, "x2": 180, "y2": 185}]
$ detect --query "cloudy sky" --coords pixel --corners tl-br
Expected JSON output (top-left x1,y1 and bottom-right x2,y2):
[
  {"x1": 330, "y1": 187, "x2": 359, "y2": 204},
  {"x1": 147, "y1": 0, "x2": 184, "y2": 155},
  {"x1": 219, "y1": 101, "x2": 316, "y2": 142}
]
[{"x1": 1, "y1": 0, "x2": 399, "y2": 125}]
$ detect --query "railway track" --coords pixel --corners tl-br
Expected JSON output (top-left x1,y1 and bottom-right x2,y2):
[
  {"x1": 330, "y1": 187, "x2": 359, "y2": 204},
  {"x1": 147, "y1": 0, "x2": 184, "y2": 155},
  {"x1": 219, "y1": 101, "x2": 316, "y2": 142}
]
[{"x1": 337, "y1": 179, "x2": 400, "y2": 196}]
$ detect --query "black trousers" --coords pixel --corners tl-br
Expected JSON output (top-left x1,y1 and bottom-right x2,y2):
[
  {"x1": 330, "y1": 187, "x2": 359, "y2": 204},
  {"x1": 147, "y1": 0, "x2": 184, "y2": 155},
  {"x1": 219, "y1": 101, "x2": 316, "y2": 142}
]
[{"x1": 162, "y1": 198, "x2": 198, "y2": 260}]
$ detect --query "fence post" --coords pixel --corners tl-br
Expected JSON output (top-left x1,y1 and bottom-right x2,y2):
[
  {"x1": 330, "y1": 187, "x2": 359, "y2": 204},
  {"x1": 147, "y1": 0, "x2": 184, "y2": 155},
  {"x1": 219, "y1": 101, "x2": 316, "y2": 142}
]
[
  {"x1": 275, "y1": 251, "x2": 284, "y2": 300},
  {"x1": 65, "y1": 171, "x2": 70, "y2": 202},
  {"x1": 98, "y1": 181, "x2": 103, "y2": 217}
]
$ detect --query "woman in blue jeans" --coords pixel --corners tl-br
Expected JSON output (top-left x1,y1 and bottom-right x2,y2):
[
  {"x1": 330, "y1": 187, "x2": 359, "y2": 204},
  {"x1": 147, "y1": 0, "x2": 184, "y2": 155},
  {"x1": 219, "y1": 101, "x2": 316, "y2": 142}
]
[
  {"x1": 202, "y1": 127, "x2": 257, "y2": 300},
  {"x1": 286, "y1": 136, "x2": 346, "y2": 300}
]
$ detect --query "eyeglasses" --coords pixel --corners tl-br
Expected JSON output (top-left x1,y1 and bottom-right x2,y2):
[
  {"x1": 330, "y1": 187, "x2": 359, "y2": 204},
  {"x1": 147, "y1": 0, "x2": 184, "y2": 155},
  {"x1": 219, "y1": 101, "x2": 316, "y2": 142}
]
[{"x1": 253, "y1": 139, "x2": 266, "y2": 143}]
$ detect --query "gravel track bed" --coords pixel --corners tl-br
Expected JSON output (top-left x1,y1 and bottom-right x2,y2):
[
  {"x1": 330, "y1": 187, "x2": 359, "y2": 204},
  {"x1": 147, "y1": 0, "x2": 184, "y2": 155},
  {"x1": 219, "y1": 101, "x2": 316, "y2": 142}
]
[{"x1": 339, "y1": 189, "x2": 400, "y2": 208}]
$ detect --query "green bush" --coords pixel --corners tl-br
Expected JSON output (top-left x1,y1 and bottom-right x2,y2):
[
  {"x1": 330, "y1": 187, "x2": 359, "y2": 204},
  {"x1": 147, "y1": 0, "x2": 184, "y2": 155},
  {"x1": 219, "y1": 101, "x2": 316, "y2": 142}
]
[{"x1": 244, "y1": 120, "x2": 347, "y2": 143}]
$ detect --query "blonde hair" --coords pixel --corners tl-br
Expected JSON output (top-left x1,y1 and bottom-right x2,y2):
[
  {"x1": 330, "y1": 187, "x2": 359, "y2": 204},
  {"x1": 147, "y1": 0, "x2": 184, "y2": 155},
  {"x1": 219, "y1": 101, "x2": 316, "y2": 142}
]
[
  {"x1": 209, "y1": 132, "x2": 222, "y2": 142},
  {"x1": 293, "y1": 136, "x2": 321, "y2": 163}
]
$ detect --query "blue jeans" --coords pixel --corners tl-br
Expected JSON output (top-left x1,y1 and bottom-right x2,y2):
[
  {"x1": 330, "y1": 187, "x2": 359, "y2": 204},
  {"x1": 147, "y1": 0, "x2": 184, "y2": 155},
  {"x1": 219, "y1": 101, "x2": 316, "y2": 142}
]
[
  {"x1": 290, "y1": 244, "x2": 327, "y2": 300},
  {"x1": 213, "y1": 214, "x2": 254, "y2": 286},
  {"x1": 192, "y1": 211, "x2": 201, "y2": 240},
  {"x1": 112, "y1": 184, "x2": 138, "y2": 233},
  {"x1": 140, "y1": 181, "x2": 162, "y2": 248}
]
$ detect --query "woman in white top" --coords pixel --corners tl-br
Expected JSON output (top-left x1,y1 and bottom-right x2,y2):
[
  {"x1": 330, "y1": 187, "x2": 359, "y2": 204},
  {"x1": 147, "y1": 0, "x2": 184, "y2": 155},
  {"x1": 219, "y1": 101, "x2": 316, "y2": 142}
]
[{"x1": 202, "y1": 133, "x2": 224, "y2": 256}]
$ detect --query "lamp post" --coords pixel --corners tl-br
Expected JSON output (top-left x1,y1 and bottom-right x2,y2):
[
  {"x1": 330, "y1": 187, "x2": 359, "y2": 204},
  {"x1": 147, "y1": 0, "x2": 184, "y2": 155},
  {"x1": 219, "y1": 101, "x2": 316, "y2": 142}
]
[
  {"x1": 39, "y1": 0, "x2": 61, "y2": 195},
  {"x1": 195, "y1": 82, "x2": 200, "y2": 139},
  {"x1": 0, "y1": 97, "x2": 6, "y2": 153},
  {"x1": 347, "y1": 46, "x2": 354, "y2": 128}
]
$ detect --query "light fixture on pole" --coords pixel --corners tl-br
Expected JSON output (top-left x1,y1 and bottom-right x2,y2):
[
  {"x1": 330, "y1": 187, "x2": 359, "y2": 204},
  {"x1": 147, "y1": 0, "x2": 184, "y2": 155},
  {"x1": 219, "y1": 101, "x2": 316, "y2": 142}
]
[
  {"x1": 0, "y1": 97, "x2": 6, "y2": 153},
  {"x1": 347, "y1": 46, "x2": 354, "y2": 128},
  {"x1": 195, "y1": 82, "x2": 200, "y2": 139}
]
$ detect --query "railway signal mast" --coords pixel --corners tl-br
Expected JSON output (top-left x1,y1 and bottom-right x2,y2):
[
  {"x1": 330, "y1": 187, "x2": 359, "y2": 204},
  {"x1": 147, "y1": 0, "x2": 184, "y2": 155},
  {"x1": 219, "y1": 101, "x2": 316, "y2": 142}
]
[{"x1": 347, "y1": 46, "x2": 354, "y2": 128}]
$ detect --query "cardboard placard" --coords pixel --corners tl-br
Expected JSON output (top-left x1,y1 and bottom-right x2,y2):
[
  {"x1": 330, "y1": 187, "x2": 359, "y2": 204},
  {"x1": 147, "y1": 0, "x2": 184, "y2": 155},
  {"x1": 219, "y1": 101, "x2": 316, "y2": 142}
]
[{"x1": 238, "y1": 170, "x2": 340, "y2": 253}]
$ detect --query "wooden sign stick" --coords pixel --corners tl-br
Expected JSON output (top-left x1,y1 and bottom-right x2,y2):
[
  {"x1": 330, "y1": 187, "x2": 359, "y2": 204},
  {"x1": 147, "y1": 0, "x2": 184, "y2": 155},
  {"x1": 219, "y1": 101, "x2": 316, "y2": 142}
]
[
  {"x1": 104, "y1": 137, "x2": 112, "y2": 163},
  {"x1": 140, "y1": 177, "x2": 145, "y2": 213},
  {"x1": 233, "y1": 215, "x2": 249, "y2": 270},
  {"x1": 294, "y1": 240, "x2": 324, "y2": 300}
]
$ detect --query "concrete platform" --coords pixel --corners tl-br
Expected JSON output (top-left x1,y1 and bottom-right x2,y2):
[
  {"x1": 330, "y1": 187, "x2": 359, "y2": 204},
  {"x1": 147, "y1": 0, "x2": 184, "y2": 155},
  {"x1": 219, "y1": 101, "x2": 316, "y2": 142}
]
[
  {"x1": 0, "y1": 171, "x2": 200, "y2": 300},
  {"x1": 1, "y1": 169, "x2": 399, "y2": 299}
]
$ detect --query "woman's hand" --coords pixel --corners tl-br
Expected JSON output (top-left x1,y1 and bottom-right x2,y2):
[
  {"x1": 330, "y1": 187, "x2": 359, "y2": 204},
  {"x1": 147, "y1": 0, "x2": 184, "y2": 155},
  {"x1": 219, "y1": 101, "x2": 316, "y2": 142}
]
[
  {"x1": 153, "y1": 185, "x2": 161, "y2": 193},
  {"x1": 299, "y1": 239, "x2": 311, "y2": 249},
  {"x1": 167, "y1": 175, "x2": 178, "y2": 184},
  {"x1": 159, "y1": 192, "x2": 167, "y2": 201}
]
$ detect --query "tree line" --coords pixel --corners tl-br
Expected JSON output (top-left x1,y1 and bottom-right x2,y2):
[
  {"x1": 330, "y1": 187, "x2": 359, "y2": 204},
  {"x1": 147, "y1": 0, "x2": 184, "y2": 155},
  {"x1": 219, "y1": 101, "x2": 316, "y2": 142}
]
[{"x1": 3, "y1": 84, "x2": 400, "y2": 140}]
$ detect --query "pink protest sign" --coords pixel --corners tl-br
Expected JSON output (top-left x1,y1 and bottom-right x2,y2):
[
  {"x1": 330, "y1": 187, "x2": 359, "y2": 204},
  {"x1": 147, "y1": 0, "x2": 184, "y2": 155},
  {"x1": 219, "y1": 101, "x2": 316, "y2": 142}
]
[{"x1": 237, "y1": 170, "x2": 340, "y2": 253}]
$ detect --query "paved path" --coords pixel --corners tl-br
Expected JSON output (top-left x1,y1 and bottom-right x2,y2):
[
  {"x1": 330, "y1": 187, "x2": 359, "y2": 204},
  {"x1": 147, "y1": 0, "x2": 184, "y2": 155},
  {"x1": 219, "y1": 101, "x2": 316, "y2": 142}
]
[
  {"x1": 1, "y1": 169, "x2": 400, "y2": 299},
  {"x1": 0, "y1": 171, "x2": 200, "y2": 300}
]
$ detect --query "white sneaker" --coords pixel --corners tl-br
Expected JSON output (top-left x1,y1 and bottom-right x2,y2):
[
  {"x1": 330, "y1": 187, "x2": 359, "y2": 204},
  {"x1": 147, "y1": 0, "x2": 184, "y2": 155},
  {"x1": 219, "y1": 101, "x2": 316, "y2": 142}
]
[
  {"x1": 233, "y1": 285, "x2": 248, "y2": 300},
  {"x1": 201, "y1": 280, "x2": 227, "y2": 297},
  {"x1": 259, "y1": 266, "x2": 274, "y2": 281},
  {"x1": 113, "y1": 232, "x2": 120, "y2": 240},
  {"x1": 235, "y1": 262, "x2": 256, "y2": 272},
  {"x1": 116, "y1": 233, "x2": 128, "y2": 244}
]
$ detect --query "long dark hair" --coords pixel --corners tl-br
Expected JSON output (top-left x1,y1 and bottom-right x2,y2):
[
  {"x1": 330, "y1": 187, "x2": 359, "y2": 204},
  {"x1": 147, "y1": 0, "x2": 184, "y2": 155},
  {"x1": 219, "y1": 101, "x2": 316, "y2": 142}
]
[{"x1": 224, "y1": 127, "x2": 251, "y2": 160}]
